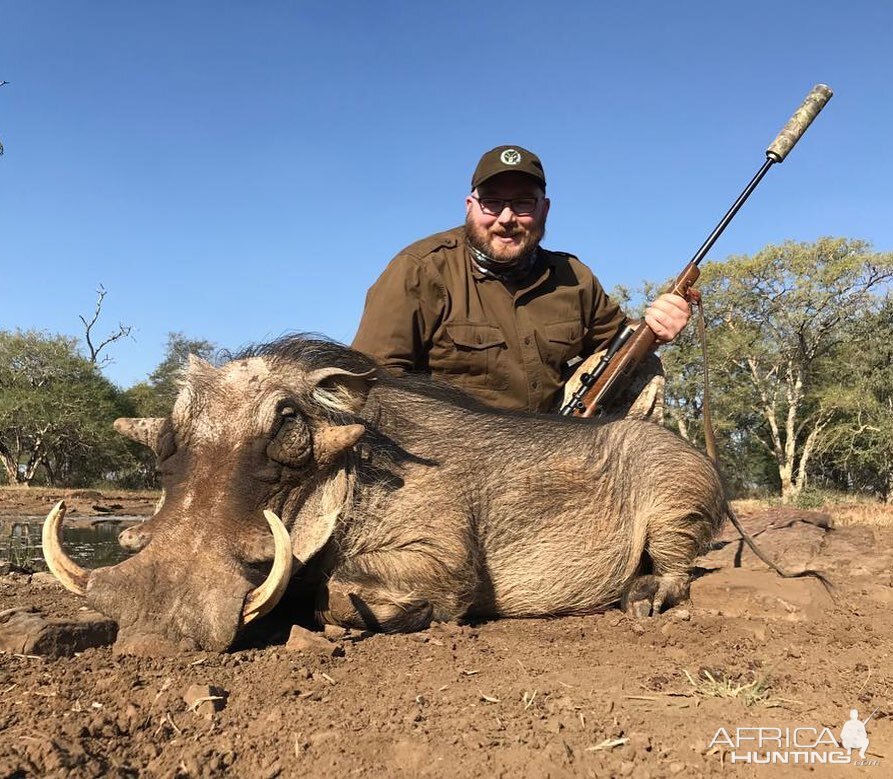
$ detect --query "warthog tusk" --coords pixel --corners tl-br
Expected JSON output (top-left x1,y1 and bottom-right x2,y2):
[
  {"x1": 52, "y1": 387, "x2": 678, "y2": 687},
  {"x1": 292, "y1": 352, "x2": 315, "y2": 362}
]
[
  {"x1": 242, "y1": 510, "x2": 293, "y2": 625},
  {"x1": 42, "y1": 501, "x2": 89, "y2": 596}
]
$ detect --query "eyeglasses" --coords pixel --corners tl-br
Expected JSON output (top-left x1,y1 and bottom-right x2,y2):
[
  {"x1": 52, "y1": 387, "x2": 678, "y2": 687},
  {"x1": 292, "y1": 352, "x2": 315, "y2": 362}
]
[{"x1": 472, "y1": 196, "x2": 540, "y2": 216}]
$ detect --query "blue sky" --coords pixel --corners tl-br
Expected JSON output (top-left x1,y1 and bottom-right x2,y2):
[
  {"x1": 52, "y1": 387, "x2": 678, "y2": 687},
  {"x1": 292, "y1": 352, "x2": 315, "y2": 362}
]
[{"x1": 2, "y1": 1, "x2": 890, "y2": 388}]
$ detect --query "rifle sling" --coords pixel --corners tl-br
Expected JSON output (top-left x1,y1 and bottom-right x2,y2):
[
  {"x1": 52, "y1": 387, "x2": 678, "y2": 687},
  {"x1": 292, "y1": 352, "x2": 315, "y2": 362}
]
[{"x1": 693, "y1": 295, "x2": 718, "y2": 464}]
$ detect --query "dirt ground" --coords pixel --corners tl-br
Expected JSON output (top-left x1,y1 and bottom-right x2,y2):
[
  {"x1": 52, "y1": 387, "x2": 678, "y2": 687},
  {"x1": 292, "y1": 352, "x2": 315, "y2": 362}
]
[
  {"x1": 1, "y1": 490, "x2": 891, "y2": 778},
  {"x1": 0, "y1": 487, "x2": 159, "y2": 521}
]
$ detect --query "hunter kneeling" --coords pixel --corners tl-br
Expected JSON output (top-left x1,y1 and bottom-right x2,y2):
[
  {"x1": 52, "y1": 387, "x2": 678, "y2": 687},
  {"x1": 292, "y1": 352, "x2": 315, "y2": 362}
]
[{"x1": 353, "y1": 145, "x2": 690, "y2": 420}]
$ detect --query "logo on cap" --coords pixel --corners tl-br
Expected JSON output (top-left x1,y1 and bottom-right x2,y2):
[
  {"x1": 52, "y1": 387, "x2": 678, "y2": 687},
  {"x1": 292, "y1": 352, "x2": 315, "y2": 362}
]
[{"x1": 500, "y1": 149, "x2": 522, "y2": 165}]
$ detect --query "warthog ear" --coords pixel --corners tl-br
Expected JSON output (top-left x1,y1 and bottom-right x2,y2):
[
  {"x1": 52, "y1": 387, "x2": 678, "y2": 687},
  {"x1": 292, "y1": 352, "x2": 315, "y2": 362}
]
[
  {"x1": 114, "y1": 418, "x2": 166, "y2": 454},
  {"x1": 292, "y1": 506, "x2": 338, "y2": 565},
  {"x1": 313, "y1": 423, "x2": 365, "y2": 466},
  {"x1": 291, "y1": 469, "x2": 352, "y2": 564},
  {"x1": 307, "y1": 367, "x2": 377, "y2": 415}
]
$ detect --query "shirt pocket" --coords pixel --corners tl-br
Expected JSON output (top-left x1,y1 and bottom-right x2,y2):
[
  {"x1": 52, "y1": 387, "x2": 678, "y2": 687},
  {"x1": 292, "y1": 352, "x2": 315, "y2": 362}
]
[
  {"x1": 539, "y1": 319, "x2": 584, "y2": 368},
  {"x1": 443, "y1": 322, "x2": 509, "y2": 388}
]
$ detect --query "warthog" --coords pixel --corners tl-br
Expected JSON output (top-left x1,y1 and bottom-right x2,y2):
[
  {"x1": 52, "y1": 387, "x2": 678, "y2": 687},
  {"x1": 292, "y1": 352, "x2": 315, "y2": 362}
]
[{"x1": 44, "y1": 336, "x2": 728, "y2": 654}]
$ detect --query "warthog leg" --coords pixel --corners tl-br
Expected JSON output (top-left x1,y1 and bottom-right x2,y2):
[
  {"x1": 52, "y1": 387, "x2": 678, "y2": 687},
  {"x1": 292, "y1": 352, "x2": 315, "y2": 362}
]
[
  {"x1": 316, "y1": 577, "x2": 435, "y2": 633},
  {"x1": 621, "y1": 510, "x2": 714, "y2": 618},
  {"x1": 621, "y1": 573, "x2": 690, "y2": 618}
]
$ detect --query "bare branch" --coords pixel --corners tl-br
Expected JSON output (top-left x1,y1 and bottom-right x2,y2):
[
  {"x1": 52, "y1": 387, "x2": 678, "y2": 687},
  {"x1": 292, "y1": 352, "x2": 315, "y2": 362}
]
[{"x1": 78, "y1": 284, "x2": 134, "y2": 365}]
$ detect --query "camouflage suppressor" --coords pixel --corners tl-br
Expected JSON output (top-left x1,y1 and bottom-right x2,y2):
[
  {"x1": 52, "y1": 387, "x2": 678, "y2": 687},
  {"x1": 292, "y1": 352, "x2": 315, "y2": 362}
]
[{"x1": 766, "y1": 84, "x2": 833, "y2": 162}]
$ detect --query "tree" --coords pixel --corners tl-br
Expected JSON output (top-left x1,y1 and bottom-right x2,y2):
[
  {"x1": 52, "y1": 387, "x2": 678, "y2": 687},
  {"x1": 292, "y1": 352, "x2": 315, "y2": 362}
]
[
  {"x1": 815, "y1": 298, "x2": 893, "y2": 501},
  {"x1": 0, "y1": 330, "x2": 131, "y2": 485},
  {"x1": 662, "y1": 238, "x2": 893, "y2": 501},
  {"x1": 78, "y1": 284, "x2": 133, "y2": 365}
]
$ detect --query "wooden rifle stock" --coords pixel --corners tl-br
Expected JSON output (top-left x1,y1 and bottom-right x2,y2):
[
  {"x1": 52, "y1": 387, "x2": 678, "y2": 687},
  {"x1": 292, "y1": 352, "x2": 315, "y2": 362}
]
[
  {"x1": 565, "y1": 262, "x2": 700, "y2": 417},
  {"x1": 561, "y1": 84, "x2": 833, "y2": 419}
]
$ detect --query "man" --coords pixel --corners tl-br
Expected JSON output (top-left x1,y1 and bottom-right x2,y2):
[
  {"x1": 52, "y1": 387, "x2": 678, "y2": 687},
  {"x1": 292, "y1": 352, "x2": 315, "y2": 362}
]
[{"x1": 352, "y1": 145, "x2": 690, "y2": 414}]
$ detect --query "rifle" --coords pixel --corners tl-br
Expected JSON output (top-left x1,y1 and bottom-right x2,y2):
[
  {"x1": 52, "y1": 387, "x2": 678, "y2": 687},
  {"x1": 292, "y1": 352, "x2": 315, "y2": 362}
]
[
  {"x1": 560, "y1": 84, "x2": 834, "y2": 418},
  {"x1": 863, "y1": 708, "x2": 879, "y2": 726}
]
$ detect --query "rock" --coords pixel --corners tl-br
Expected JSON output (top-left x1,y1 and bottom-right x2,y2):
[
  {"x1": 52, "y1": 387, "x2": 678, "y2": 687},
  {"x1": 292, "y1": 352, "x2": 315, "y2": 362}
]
[
  {"x1": 0, "y1": 606, "x2": 116, "y2": 656},
  {"x1": 285, "y1": 625, "x2": 344, "y2": 656},
  {"x1": 183, "y1": 684, "x2": 228, "y2": 718},
  {"x1": 30, "y1": 571, "x2": 62, "y2": 588},
  {"x1": 91, "y1": 503, "x2": 124, "y2": 514},
  {"x1": 323, "y1": 623, "x2": 348, "y2": 640},
  {"x1": 700, "y1": 510, "x2": 836, "y2": 575},
  {"x1": 670, "y1": 608, "x2": 691, "y2": 621},
  {"x1": 691, "y1": 568, "x2": 833, "y2": 622},
  {"x1": 0, "y1": 560, "x2": 10, "y2": 575}
]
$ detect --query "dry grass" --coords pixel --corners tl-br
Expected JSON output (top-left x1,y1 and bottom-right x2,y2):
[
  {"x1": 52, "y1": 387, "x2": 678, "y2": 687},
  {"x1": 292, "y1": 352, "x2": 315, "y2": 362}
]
[
  {"x1": 731, "y1": 497, "x2": 893, "y2": 527},
  {"x1": 823, "y1": 502, "x2": 893, "y2": 527},
  {"x1": 683, "y1": 669, "x2": 778, "y2": 707},
  {"x1": 730, "y1": 498, "x2": 774, "y2": 514}
]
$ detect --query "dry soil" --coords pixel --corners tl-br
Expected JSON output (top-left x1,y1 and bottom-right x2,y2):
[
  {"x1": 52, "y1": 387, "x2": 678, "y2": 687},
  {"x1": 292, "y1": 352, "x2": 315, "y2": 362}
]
[{"x1": 0, "y1": 492, "x2": 891, "y2": 778}]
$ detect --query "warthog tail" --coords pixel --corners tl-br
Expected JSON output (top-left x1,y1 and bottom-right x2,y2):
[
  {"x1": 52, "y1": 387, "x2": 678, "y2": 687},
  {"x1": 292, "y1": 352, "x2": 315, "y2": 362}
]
[{"x1": 725, "y1": 507, "x2": 836, "y2": 598}]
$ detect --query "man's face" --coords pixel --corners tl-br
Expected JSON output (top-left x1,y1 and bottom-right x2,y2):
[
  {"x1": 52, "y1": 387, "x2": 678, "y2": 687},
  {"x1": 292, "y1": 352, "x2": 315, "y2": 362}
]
[{"x1": 465, "y1": 172, "x2": 550, "y2": 264}]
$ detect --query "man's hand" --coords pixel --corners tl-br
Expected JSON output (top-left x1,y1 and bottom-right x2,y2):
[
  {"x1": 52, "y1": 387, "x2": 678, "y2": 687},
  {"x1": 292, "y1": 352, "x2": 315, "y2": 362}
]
[{"x1": 644, "y1": 293, "x2": 691, "y2": 344}]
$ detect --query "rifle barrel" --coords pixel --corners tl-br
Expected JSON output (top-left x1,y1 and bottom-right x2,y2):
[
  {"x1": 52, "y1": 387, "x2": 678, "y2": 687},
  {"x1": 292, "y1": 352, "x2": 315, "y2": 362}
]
[
  {"x1": 689, "y1": 84, "x2": 833, "y2": 270},
  {"x1": 689, "y1": 158, "x2": 774, "y2": 268}
]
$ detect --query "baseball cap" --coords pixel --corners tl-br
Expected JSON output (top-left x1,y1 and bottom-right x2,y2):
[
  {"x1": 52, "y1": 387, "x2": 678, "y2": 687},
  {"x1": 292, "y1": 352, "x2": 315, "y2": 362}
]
[{"x1": 471, "y1": 145, "x2": 546, "y2": 190}]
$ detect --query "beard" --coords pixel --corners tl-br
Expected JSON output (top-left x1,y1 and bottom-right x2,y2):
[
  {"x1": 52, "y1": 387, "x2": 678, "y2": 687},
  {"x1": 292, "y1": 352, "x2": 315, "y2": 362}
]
[{"x1": 464, "y1": 214, "x2": 546, "y2": 265}]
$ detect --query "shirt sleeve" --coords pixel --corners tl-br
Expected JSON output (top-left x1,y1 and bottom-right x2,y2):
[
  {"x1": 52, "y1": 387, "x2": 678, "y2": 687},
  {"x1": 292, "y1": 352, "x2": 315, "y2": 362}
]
[
  {"x1": 581, "y1": 276, "x2": 631, "y2": 358},
  {"x1": 351, "y1": 252, "x2": 444, "y2": 375}
]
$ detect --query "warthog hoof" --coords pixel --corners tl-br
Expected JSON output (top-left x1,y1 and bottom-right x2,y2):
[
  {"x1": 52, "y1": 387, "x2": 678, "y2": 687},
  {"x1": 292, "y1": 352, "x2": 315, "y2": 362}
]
[
  {"x1": 317, "y1": 583, "x2": 434, "y2": 633},
  {"x1": 621, "y1": 574, "x2": 689, "y2": 618}
]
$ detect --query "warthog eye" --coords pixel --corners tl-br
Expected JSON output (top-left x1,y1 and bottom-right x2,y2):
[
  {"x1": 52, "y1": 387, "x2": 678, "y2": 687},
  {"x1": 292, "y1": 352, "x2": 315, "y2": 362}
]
[{"x1": 267, "y1": 405, "x2": 312, "y2": 468}]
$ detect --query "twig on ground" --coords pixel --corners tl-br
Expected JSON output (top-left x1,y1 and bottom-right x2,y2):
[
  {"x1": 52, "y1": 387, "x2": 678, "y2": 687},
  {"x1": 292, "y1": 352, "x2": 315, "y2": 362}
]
[{"x1": 586, "y1": 738, "x2": 629, "y2": 752}]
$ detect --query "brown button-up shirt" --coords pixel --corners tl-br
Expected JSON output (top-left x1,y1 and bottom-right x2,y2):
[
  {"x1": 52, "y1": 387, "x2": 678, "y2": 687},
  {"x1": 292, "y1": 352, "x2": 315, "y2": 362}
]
[{"x1": 352, "y1": 226, "x2": 628, "y2": 412}]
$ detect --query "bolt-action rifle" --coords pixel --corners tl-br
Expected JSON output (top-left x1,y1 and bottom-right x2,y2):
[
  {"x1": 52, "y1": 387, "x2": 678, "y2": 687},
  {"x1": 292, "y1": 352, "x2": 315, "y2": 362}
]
[{"x1": 560, "y1": 84, "x2": 834, "y2": 419}]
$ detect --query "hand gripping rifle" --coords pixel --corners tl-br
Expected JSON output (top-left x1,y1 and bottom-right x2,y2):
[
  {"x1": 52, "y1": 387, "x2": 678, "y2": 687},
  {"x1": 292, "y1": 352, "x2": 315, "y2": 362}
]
[{"x1": 560, "y1": 84, "x2": 834, "y2": 418}]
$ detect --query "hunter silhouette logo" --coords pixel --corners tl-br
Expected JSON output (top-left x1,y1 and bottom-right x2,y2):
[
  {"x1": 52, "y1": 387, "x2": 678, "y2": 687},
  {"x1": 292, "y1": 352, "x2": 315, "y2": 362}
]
[
  {"x1": 708, "y1": 706, "x2": 881, "y2": 766},
  {"x1": 841, "y1": 708, "x2": 876, "y2": 760},
  {"x1": 500, "y1": 149, "x2": 521, "y2": 165}
]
